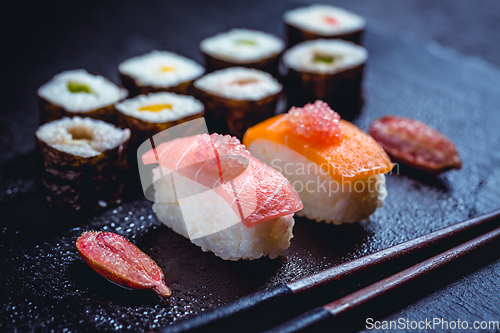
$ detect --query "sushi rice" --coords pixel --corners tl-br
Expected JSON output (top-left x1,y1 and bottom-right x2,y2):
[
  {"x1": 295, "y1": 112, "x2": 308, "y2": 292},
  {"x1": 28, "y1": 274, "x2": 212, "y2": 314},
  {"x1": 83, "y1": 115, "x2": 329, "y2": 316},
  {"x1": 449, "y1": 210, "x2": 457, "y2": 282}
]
[
  {"x1": 282, "y1": 39, "x2": 367, "y2": 75},
  {"x1": 248, "y1": 139, "x2": 387, "y2": 224},
  {"x1": 194, "y1": 67, "x2": 282, "y2": 101},
  {"x1": 37, "y1": 69, "x2": 127, "y2": 113},
  {"x1": 115, "y1": 92, "x2": 204, "y2": 124},
  {"x1": 36, "y1": 116, "x2": 130, "y2": 158},
  {"x1": 200, "y1": 28, "x2": 285, "y2": 64},
  {"x1": 119, "y1": 50, "x2": 205, "y2": 89},
  {"x1": 284, "y1": 4, "x2": 366, "y2": 37}
]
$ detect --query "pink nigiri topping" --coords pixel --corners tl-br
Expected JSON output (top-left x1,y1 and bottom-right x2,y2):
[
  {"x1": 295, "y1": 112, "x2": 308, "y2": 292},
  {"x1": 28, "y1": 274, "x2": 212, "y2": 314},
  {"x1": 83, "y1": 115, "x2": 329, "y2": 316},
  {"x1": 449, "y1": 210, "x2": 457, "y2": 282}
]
[
  {"x1": 286, "y1": 100, "x2": 344, "y2": 145},
  {"x1": 195, "y1": 133, "x2": 250, "y2": 179}
]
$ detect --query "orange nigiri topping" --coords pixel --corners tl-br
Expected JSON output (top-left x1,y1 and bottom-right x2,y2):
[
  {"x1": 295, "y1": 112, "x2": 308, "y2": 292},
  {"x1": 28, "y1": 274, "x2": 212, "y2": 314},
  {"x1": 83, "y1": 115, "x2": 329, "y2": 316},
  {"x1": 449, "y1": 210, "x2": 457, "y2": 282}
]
[{"x1": 243, "y1": 105, "x2": 394, "y2": 183}]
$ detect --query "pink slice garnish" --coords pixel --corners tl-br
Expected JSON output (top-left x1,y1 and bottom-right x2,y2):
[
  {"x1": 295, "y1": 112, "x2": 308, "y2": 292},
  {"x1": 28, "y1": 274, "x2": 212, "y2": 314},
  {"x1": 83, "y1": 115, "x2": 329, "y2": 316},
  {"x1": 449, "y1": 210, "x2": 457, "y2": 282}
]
[{"x1": 76, "y1": 231, "x2": 171, "y2": 297}]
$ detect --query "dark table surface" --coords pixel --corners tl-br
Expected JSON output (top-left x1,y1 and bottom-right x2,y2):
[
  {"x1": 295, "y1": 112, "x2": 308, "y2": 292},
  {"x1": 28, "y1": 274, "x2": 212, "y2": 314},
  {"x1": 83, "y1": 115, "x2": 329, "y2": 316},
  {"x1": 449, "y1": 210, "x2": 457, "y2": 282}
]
[{"x1": 1, "y1": 1, "x2": 500, "y2": 332}]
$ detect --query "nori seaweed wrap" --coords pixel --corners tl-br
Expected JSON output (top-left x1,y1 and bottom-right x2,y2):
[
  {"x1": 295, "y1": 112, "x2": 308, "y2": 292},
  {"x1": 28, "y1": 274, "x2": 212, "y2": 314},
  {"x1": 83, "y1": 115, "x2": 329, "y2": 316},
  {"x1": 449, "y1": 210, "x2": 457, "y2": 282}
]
[
  {"x1": 35, "y1": 117, "x2": 131, "y2": 212},
  {"x1": 192, "y1": 67, "x2": 282, "y2": 139},
  {"x1": 37, "y1": 69, "x2": 127, "y2": 124},
  {"x1": 282, "y1": 39, "x2": 367, "y2": 118},
  {"x1": 200, "y1": 29, "x2": 284, "y2": 77},
  {"x1": 284, "y1": 4, "x2": 366, "y2": 46},
  {"x1": 118, "y1": 51, "x2": 205, "y2": 97}
]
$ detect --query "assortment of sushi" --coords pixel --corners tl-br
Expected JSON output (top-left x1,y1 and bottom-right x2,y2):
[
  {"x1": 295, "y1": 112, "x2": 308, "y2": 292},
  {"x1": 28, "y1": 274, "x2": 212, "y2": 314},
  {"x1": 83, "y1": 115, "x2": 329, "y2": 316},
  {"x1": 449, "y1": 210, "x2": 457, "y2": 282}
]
[{"x1": 29, "y1": 3, "x2": 462, "y2": 273}]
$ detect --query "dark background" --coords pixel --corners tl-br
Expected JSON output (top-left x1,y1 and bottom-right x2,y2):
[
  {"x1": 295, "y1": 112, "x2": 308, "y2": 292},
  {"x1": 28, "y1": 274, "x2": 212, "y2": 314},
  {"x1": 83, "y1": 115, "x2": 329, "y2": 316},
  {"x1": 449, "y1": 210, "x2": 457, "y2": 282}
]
[{"x1": 1, "y1": 0, "x2": 500, "y2": 332}]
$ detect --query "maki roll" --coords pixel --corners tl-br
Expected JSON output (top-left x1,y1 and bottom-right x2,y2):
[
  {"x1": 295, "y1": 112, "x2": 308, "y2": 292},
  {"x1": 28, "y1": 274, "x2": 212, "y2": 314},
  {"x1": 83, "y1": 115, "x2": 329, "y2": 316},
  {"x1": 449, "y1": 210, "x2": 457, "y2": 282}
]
[
  {"x1": 118, "y1": 50, "x2": 205, "y2": 97},
  {"x1": 193, "y1": 67, "x2": 282, "y2": 139},
  {"x1": 282, "y1": 39, "x2": 367, "y2": 118},
  {"x1": 141, "y1": 133, "x2": 303, "y2": 260},
  {"x1": 200, "y1": 28, "x2": 285, "y2": 77},
  {"x1": 284, "y1": 4, "x2": 366, "y2": 46},
  {"x1": 115, "y1": 92, "x2": 205, "y2": 150},
  {"x1": 243, "y1": 101, "x2": 394, "y2": 224},
  {"x1": 38, "y1": 69, "x2": 127, "y2": 124},
  {"x1": 36, "y1": 117, "x2": 131, "y2": 212}
]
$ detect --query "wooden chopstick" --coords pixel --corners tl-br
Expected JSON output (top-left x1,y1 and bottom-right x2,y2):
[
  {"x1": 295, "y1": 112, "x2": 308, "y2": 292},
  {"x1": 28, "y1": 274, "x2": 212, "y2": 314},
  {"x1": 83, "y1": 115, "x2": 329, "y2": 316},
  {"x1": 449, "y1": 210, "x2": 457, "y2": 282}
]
[
  {"x1": 264, "y1": 225, "x2": 500, "y2": 333},
  {"x1": 157, "y1": 209, "x2": 500, "y2": 333}
]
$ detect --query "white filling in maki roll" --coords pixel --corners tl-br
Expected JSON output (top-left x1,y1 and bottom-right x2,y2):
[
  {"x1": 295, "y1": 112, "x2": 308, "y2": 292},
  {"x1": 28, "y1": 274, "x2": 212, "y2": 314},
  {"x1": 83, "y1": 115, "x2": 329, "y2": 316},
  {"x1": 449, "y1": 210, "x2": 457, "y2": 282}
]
[
  {"x1": 200, "y1": 28, "x2": 285, "y2": 64},
  {"x1": 194, "y1": 67, "x2": 282, "y2": 101},
  {"x1": 284, "y1": 4, "x2": 366, "y2": 36},
  {"x1": 118, "y1": 50, "x2": 205, "y2": 88},
  {"x1": 115, "y1": 92, "x2": 204, "y2": 123},
  {"x1": 36, "y1": 117, "x2": 131, "y2": 158},
  {"x1": 283, "y1": 39, "x2": 367, "y2": 74},
  {"x1": 37, "y1": 69, "x2": 127, "y2": 113}
]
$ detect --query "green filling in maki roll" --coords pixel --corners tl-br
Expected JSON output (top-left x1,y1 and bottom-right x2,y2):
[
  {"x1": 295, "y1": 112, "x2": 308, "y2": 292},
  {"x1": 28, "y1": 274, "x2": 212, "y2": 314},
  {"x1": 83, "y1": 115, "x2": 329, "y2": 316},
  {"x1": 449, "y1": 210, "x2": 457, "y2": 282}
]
[
  {"x1": 313, "y1": 53, "x2": 338, "y2": 64},
  {"x1": 67, "y1": 81, "x2": 93, "y2": 94},
  {"x1": 234, "y1": 39, "x2": 257, "y2": 46}
]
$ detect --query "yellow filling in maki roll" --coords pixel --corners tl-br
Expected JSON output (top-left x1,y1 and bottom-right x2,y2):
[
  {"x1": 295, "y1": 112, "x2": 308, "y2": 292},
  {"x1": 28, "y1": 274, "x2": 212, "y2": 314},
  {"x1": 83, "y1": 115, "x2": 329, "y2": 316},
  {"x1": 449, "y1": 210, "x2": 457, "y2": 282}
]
[
  {"x1": 160, "y1": 66, "x2": 176, "y2": 72},
  {"x1": 137, "y1": 104, "x2": 173, "y2": 112}
]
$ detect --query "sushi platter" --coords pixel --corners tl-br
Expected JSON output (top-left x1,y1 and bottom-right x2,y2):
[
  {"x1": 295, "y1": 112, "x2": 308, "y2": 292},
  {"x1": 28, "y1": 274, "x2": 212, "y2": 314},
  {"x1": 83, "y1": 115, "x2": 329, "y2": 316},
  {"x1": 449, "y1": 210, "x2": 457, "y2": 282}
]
[{"x1": 1, "y1": 0, "x2": 500, "y2": 332}]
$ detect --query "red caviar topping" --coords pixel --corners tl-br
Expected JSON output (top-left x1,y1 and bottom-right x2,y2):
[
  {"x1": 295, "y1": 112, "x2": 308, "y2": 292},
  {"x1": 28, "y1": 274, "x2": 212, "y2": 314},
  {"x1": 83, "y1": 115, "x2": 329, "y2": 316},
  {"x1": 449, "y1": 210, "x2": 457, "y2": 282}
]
[
  {"x1": 195, "y1": 133, "x2": 250, "y2": 180},
  {"x1": 286, "y1": 100, "x2": 343, "y2": 145}
]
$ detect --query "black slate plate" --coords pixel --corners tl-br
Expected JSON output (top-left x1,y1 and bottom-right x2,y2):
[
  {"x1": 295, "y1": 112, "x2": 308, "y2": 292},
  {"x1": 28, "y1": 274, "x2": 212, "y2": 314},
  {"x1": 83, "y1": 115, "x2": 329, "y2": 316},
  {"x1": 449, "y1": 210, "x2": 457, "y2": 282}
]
[{"x1": 1, "y1": 0, "x2": 500, "y2": 332}]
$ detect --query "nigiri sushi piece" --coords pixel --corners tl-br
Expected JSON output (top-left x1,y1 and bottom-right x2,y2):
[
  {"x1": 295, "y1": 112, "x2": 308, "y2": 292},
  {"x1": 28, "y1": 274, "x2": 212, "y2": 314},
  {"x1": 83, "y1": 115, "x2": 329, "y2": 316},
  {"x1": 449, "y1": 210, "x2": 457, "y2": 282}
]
[
  {"x1": 142, "y1": 133, "x2": 303, "y2": 260},
  {"x1": 243, "y1": 101, "x2": 394, "y2": 224}
]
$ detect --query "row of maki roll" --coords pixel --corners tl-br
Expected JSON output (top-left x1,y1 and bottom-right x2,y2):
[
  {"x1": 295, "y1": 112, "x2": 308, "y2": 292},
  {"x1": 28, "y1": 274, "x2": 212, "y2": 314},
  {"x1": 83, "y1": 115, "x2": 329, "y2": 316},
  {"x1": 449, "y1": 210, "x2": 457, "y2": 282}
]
[
  {"x1": 200, "y1": 28, "x2": 284, "y2": 77},
  {"x1": 38, "y1": 69, "x2": 127, "y2": 124},
  {"x1": 35, "y1": 117, "x2": 130, "y2": 212},
  {"x1": 193, "y1": 67, "x2": 282, "y2": 139},
  {"x1": 284, "y1": 4, "x2": 366, "y2": 46}
]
